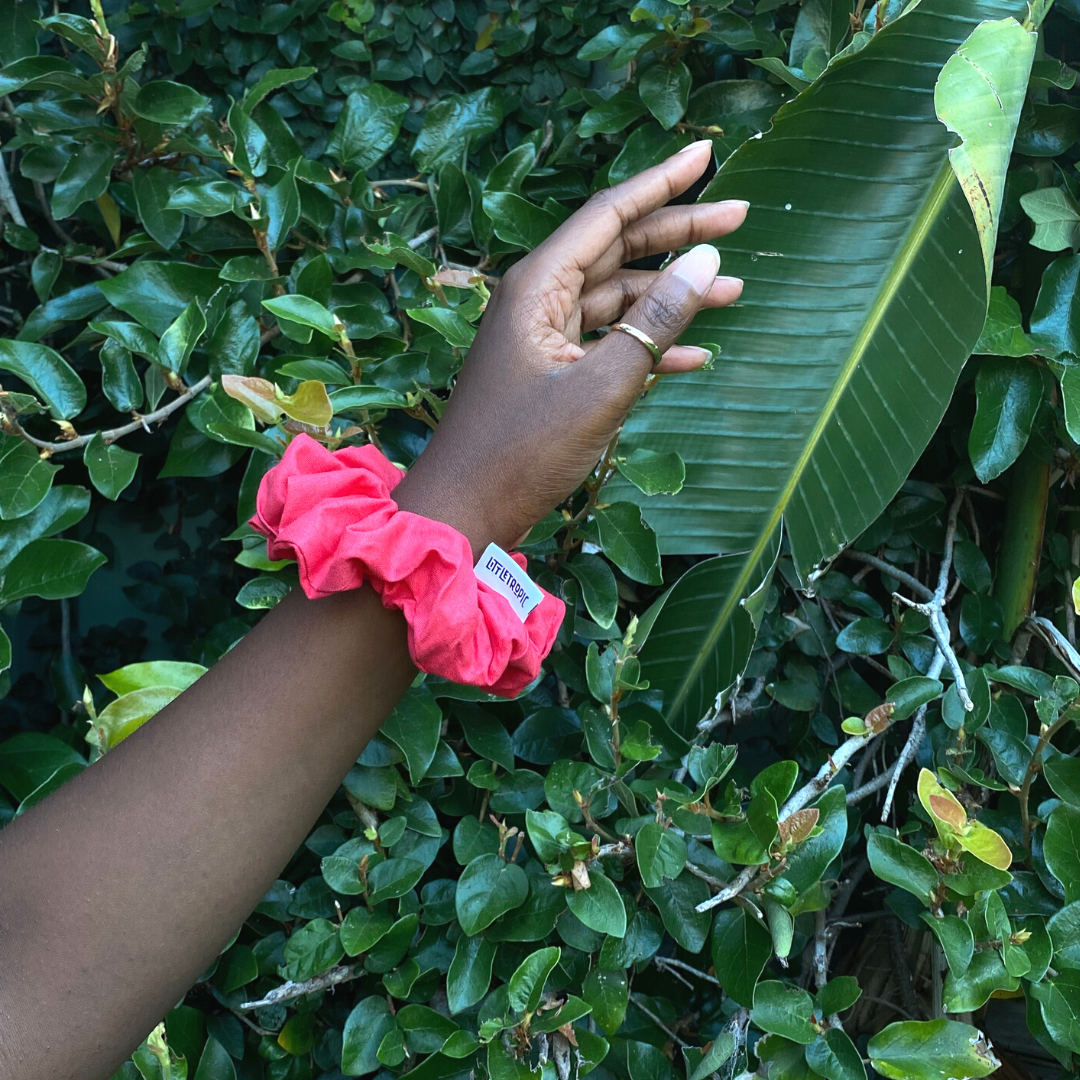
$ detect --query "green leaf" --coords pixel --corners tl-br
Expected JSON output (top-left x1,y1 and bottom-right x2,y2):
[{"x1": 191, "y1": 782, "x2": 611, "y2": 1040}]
[
  {"x1": 482, "y1": 191, "x2": 561, "y2": 250},
  {"x1": 0, "y1": 538, "x2": 105, "y2": 603},
  {"x1": 752, "y1": 981, "x2": 816, "y2": 1044},
  {"x1": 132, "y1": 167, "x2": 183, "y2": 252},
  {"x1": 132, "y1": 80, "x2": 210, "y2": 125},
  {"x1": 507, "y1": 946, "x2": 561, "y2": 1013},
  {"x1": 408, "y1": 307, "x2": 476, "y2": 349},
  {"x1": 835, "y1": 617, "x2": 893, "y2": 655},
  {"x1": 1030, "y1": 253, "x2": 1080, "y2": 359},
  {"x1": 0, "y1": 732, "x2": 85, "y2": 802},
  {"x1": 0, "y1": 340, "x2": 86, "y2": 420},
  {"x1": 638, "y1": 537, "x2": 778, "y2": 738},
  {"x1": 262, "y1": 295, "x2": 339, "y2": 337},
  {"x1": 99, "y1": 339, "x2": 143, "y2": 413},
  {"x1": 381, "y1": 688, "x2": 442, "y2": 785},
  {"x1": 263, "y1": 162, "x2": 300, "y2": 253},
  {"x1": 919, "y1": 913, "x2": 974, "y2": 977},
  {"x1": 241, "y1": 66, "x2": 317, "y2": 113},
  {"x1": 280, "y1": 918, "x2": 343, "y2": 982},
  {"x1": 342, "y1": 997, "x2": 398, "y2": 1076},
  {"x1": 783, "y1": 785, "x2": 848, "y2": 893},
  {"x1": 868, "y1": 1020, "x2": 1001, "y2": 1080},
  {"x1": 413, "y1": 87, "x2": 505, "y2": 172},
  {"x1": 866, "y1": 831, "x2": 939, "y2": 905},
  {"x1": 887, "y1": 677, "x2": 943, "y2": 722},
  {"x1": 943, "y1": 950, "x2": 1018, "y2": 1012},
  {"x1": 615, "y1": 449, "x2": 685, "y2": 497},
  {"x1": 581, "y1": 968, "x2": 626, "y2": 1037},
  {"x1": 193, "y1": 1037, "x2": 236, "y2": 1080},
  {"x1": 1045, "y1": 756, "x2": 1080, "y2": 808},
  {"x1": 98, "y1": 262, "x2": 221, "y2": 337},
  {"x1": 566, "y1": 872, "x2": 626, "y2": 938},
  {"x1": 455, "y1": 853, "x2": 529, "y2": 935},
  {"x1": 711, "y1": 906, "x2": 772, "y2": 1006},
  {"x1": 815, "y1": 977, "x2": 862, "y2": 1017},
  {"x1": 968, "y1": 358, "x2": 1042, "y2": 482},
  {"x1": 51, "y1": 141, "x2": 114, "y2": 220},
  {"x1": 805, "y1": 1029, "x2": 867, "y2": 1080},
  {"x1": 974, "y1": 287, "x2": 1033, "y2": 357},
  {"x1": 635, "y1": 822, "x2": 688, "y2": 889},
  {"x1": 1031, "y1": 970, "x2": 1080, "y2": 1053},
  {"x1": 935, "y1": 18, "x2": 1035, "y2": 292},
  {"x1": 638, "y1": 60, "x2": 692, "y2": 130},
  {"x1": 592, "y1": 502, "x2": 661, "y2": 586},
  {"x1": 609, "y1": 0, "x2": 1031, "y2": 588},
  {"x1": 0, "y1": 437, "x2": 60, "y2": 520},
  {"x1": 93, "y1": 686, "x2": 182, "y2": 750},
  {"x1": 167, "y1": 178, "x2": 239, "y2": 218},
  {"x1": 328, "y1": 84, "x2": 410, "y2": 170},
  {"x1": 98, "y1": 661, "x2": 205, "y2": 695},
  {"x1": 447, "y1": 933, "x2": 496, "y2": 1014},
  {"x1": 1020, "y1": 187, "x2": 1080, "y2": 251},
  {"x1": 1044, "y1": 802, "x2": 1080, "y2": 903},
  {"x1": 83, "y1": 432, "x2": 139, "y2": 501},
  {"x1": 565, "y1": 554, "x2": 618, "y2": 629},
  {"x1": 340, "y1": 907, "x2": 393, "y2": 956}
]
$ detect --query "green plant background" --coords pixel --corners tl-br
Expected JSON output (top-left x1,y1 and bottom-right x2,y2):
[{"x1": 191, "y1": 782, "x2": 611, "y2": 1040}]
[{"x1": 2, "y1": 1, "x2": 1080, "y2": 1078}]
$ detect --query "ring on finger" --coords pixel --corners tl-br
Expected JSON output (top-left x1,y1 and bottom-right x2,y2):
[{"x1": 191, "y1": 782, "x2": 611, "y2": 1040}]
[{"x1": 612, "y1": 322, "x2": 663, "y2": 367}]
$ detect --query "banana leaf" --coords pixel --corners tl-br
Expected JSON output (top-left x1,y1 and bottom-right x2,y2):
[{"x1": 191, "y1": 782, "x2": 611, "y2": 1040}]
[{"x1": 629, "y1": 0, "x2": 1034, "y2": 729}]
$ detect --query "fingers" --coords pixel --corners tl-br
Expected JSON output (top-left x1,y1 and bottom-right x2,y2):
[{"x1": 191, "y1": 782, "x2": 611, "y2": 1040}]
[
  {"x1": 574, "y1": 338, "x2": 714, "y2": 373},
  {"x1": 615, "y1": 200, "x2": 749, "y2": 270},
  {"x1": 530, "y1": 140, "x2": 715, "y2": 275},
  {"x1": 575, "y1": 242, "x2": 724, "y2": 390},
  {"x1": 580, "y1": 269, "x2": 743, "y2": 332}
]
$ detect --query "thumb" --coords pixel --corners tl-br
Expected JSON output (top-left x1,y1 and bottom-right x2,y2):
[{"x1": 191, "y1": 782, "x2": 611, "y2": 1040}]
[{"x1": 585, "y1": 243, "x2": 722, "y2": 383}]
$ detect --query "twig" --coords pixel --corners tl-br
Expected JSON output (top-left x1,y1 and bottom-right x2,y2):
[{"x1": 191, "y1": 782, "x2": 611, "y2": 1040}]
[
  {"x1": 652, "y1": 955, "x2": 720, "y2": 987},
  {"x1": 684, "y1": 861, "x2": 728, "y2": 890},
  {"x1": 694, "y1": 864, "x2": 757, "y2": 914},
  {"x1": 408, "y1": 226, "x2": 438, "y2": 250},
  {"x1": 7, "y1": 375, "x2": 211, "y2": 455},
  {"x1": 630, "y1": 994, "x2": 689, "y2": 1048},
  {"x1": 1027, "y1": 615, "x2": 1080, "y2": 681},
  {"x1": 842, "y1": 550, "x2": 932, "y2": 600},
  {"x1": 370, "y1": 178, "x2": 433, "y2": 192},
  {"x1": 1018, "y1": 709, "x2": 1072, "y2": 848},
  {"x1": 813, "y1": 909, "x2": 829, "y2": 992},
  {"x1": 239, "y1": 964, "x2": 363, "y2": 1010},
  {"x1": 881, "y1": 649, "x2": 944, "y2": 821},
  {"x1": 0, "y1": 142, "x2": 27, "y2": 227},
  {"x1": 847, "y1": 762, "x2": 898, "y2": 805},
  {"x1": 33, "y1": 180, "x2": 77, "y2": 246},
  {"x1": 778, "y1": 725, "x2": 882, "y2": 820}
]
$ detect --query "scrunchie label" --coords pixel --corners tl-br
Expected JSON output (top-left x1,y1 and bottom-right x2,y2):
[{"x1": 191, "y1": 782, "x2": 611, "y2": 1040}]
[{"x1": 474, "y1": 542, "x2": 544, "y2": 622}]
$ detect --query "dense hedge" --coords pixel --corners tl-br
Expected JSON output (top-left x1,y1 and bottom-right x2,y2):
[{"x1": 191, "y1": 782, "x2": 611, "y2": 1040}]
[{"x1": 2, "y1": 1, "x2": 1080, "y2": 1079}]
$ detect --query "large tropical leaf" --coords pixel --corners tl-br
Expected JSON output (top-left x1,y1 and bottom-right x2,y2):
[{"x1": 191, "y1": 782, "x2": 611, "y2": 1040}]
[
  {"x1": 611, "y1": 0, "x2": 1033, "y2": 594},
  {"x1": 638, "y1": 527, "x2": 780, "y2": 739}
]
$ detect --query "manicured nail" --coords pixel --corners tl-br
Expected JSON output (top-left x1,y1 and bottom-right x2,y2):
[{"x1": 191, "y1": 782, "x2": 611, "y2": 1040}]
[
  {"x1": 672, "y1": 244, "x2": 721, "y2": 293},
  {"x1": 713, "y1": 275, "x2": 743, "y2": 290},
  {"x1": 685, "y1": 346, "x2": 712, "y2": 364},
  {"x1": 677, "y1": 139, "x2": 713, "y2": 155}
]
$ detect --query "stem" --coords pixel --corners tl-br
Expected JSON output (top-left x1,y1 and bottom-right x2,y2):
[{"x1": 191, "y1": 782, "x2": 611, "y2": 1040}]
[
  {"x1": 996, "y1": 447, "x2": 1050, "y2": 640},
  {"x1": 1019, "y1": 712, "x2": 1071, "y2": 850},
  {"x1": 4, "y1": 376, "x2": 212, "y2": 455}
]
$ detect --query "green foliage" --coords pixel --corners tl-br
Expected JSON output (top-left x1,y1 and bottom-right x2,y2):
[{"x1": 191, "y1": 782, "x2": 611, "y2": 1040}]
[{"x1": 2, "y1": 0, "x2": 1080, "y2": 1077}]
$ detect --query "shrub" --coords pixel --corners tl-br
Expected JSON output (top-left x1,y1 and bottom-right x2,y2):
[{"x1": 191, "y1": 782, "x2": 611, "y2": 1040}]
[{"x1": 1, "y1": 1, "x2": 1079, "y2": 1079}]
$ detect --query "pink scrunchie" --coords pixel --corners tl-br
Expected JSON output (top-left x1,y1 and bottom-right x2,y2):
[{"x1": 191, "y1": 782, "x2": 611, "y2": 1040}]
[{"x1": 250, "y1": 434, "x2": 564, "y2": 697}]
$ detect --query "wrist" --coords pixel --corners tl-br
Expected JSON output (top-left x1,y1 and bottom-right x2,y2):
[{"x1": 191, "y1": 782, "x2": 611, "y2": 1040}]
[{"x1": 393, "y1": 468, "x2": 497, "y2": 563}]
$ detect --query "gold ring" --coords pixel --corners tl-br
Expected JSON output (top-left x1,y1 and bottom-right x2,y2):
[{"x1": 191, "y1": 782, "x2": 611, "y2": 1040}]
[{"x1": 613, "y1": 323, "x2": 663, "y2": 366}]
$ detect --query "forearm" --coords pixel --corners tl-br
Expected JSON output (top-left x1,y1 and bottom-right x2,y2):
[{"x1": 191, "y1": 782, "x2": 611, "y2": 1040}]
[{"x1": 0, "y1": 584, "x2": 415, "y2": 1080}]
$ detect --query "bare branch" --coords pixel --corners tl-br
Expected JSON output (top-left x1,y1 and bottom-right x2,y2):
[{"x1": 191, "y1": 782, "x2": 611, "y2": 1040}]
[
  {"x1": 239, "y1": 964, "x2": 363, "y2": 1010},
  {"x1": 8, "y1": 375, "x2": 212, "y2": 455},
  {"x1": 842, "y1": 550, "x2": 932, "y2": 600}
]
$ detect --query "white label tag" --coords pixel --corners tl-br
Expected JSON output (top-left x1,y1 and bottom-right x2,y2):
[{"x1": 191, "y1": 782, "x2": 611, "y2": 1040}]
[{"x1": 474, "y1": 542, "x2": 543, "y2": 623}]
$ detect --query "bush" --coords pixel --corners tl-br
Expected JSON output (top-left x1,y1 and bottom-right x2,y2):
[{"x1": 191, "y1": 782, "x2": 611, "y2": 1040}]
[{"x1": 1, "y1": 1, "x2": 1080, "y2": 1078}]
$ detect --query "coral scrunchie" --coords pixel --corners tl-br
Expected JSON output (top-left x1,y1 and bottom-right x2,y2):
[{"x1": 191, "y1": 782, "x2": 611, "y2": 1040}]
[{"x1": 250, "y1": 434, "x2": 564, "y2": 697}]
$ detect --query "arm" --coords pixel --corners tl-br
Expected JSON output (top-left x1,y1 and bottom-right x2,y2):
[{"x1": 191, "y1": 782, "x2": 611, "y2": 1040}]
[{"x1": 0, "y1": 141, "x2": 746, "y2": 1080}]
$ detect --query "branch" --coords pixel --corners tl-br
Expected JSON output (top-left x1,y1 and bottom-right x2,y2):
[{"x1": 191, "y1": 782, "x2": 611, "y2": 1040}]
[
  {"x1": 881, "y1": 649, "x2": 944, "y2": 821},
  {"x1": 239, "y1": 963, "x2": 363, "y2": 1010},
  {"x1": 694, "y1": 863, "x2": 757, "y2": 914},
  {"x1": 0, "y1": 142, "x2": 27, "y2": 228},
  {"x1": 630, "y1": 993, "x2": 689, "y2": 1048},
  {"x1": 1027, "y1": 615, "x2": 1080, "y2": 682},
  {"x1": 842, "y1": 549, "x2": 932, "y2": 600},
  {"x1": 408, "y1": 226, "x2": 438, "y2": 250},
  {"x1": 652, "y1": 955, "x2": 720, "y2": 987},
  {"x1": 846, "y1": 762, "x2": 897, "y2": 805},
  {"x1": 9, "y1": 375, "x2": 211, "y2": 455}
]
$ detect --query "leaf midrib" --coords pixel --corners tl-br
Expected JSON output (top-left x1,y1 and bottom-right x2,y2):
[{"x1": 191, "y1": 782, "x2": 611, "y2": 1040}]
[{"x1": 663, "y1": 159, "x2": 959, "y2": 724}]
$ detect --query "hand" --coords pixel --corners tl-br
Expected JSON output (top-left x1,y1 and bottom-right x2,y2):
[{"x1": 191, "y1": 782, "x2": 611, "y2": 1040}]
[{"x1": 395, "y1": 140, "x2": 747, "y2": 556}]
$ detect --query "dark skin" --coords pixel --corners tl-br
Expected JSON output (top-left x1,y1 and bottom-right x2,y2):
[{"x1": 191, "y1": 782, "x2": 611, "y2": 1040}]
[{"x1": 0, "y1": 141, "x2": 746, "y2": 1080}]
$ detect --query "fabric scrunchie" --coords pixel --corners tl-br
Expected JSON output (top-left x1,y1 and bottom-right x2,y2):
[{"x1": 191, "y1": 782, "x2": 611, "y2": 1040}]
[{"x1": 250, "y1": 434, "x2": 564, "y2": 697}]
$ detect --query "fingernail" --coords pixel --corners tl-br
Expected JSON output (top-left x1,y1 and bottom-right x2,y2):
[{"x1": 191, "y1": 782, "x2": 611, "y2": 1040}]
[
  {"x1": 714, "y1": 275, "x2": 743, "y2": 289},
  {"x1": 677, "y1": 139, "x2": 713, "y2": 155},
  {"x1": 685, "y1": 346, "x2": 712, "y2": 364},
  {"x1": 672, "y1": 243, "x2": 721, "y2": 293}
]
